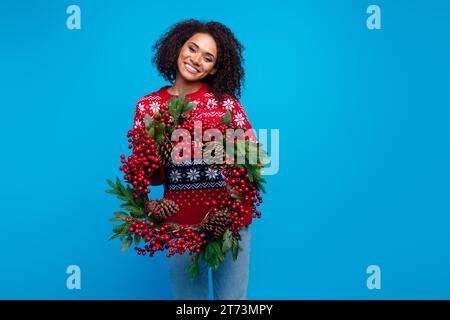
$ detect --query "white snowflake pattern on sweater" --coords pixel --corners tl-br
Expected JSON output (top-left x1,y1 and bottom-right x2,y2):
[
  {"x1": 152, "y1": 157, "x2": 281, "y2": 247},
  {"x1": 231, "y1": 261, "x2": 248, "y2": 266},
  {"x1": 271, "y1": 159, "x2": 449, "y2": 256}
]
[
  {"x1": 138, "y1": 103, "x2": 146, "y2": 114},
  {"x1": 206, "y1": 98, "x2": 218, "y2": 109},
  {"x1": 222, "y1": 98, "x2": 235, "y2": 111},
  {"x1": 169, "y1": 169, "x2": 182, "y2": 182},
  {"x1": 186, "y1": 168, "x2": 200, "y2": 181},
  {"x1": 149, "y1": 101, "x2": 160, "y2": 113},
  {"x1": 205, "y1": 167, "x2": 219, "y2": 180},
  {"x1": 233, "y1": 112, "x2": 246, "y2": 127},
  {"x1": 134, "y1": 118, "x2": 142, "y2": 129}
]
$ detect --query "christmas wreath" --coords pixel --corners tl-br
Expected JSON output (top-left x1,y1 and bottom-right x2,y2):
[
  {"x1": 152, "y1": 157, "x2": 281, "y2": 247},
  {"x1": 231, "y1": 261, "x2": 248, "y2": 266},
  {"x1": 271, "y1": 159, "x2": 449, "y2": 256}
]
[{"x1": 106, "y1": 92, "x2": 268, "y2": 277}]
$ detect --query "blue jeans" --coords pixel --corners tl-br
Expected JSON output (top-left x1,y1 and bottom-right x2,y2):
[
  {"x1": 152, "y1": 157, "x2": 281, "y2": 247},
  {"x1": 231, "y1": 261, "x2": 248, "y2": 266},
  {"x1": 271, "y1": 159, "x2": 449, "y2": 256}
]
[{"x1": 168, "y1": 226, "x2": 251, "y2": 300}]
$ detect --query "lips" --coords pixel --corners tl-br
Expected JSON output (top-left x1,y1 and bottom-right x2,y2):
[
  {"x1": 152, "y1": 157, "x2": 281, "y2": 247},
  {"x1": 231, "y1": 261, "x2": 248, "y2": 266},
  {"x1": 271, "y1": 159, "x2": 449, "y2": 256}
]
[{"x1": 184, "y1": 63, "x2": 199, "y2": 74}]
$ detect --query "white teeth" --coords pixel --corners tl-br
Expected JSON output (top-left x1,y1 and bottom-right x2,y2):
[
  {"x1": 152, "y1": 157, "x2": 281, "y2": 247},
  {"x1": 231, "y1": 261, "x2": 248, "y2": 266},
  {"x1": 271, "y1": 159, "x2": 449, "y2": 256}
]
[{"x1": 185, "y1": 64, "x2": 198, "y2": 73}]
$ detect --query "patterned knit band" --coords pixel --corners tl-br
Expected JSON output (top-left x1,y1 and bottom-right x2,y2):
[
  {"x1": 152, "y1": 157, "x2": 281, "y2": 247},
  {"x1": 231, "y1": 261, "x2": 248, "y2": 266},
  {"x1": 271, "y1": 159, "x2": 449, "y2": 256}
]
[{"x1": 165, "y1": 159, "x2": 226, "y2": 191}]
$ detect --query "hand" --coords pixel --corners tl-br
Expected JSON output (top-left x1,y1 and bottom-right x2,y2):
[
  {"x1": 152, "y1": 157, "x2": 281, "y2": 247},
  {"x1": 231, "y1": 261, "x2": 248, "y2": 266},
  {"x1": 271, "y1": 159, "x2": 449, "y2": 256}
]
[{"x1": 226, "y1": 183, "x2": 244, "y2": 204}]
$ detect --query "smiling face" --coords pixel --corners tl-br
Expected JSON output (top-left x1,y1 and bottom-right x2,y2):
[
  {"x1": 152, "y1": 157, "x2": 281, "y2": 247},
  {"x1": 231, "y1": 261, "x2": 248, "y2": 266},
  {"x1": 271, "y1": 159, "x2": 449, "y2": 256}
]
[{"x1": 176, "y1": 32, "x2": 218, "y2": 82}]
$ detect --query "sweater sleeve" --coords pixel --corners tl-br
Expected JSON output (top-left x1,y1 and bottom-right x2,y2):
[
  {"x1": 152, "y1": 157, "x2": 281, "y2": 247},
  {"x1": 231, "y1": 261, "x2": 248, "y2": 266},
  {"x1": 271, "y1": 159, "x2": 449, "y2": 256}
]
[
  {"x1": 224, "y1": 97, "x2": 260, "y2": 209},
  {"x1": 132, "y1": 98, "x2": 165, "y2": 186},
  {"x1": 228, "y1": 97, "x2": 258, "y2": 144}
]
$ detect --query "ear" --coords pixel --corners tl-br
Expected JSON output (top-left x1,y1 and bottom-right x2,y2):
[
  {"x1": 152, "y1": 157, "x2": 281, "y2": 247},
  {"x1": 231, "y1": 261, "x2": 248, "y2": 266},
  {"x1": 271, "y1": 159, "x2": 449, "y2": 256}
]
[{"x1": 209, "y1": 68, "x2": 217, "y2": 75}]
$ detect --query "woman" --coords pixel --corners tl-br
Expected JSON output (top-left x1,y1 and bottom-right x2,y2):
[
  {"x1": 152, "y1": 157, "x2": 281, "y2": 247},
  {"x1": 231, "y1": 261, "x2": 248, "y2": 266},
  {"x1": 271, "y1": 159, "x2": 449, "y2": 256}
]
[{"x1": 132, "y1": 19, "x2": 256, "y2": 300}]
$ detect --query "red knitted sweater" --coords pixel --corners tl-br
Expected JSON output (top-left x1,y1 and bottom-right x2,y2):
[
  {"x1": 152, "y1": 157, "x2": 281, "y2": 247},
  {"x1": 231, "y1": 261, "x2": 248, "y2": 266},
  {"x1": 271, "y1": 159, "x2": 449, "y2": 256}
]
[{"x1": 133, "y1": 82, "x2": 256, "y2": 226}]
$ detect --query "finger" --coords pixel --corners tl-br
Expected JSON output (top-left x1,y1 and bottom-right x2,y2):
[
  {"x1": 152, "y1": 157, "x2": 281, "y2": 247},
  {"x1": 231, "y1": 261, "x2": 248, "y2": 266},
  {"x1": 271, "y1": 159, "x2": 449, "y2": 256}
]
[
  {"x1": 231, "y1": 193, "x2": 244, "y2": 202},
  {"x1": 231, "y1": 193, "x2": 242, "y2": 200},
  {"x1": 232, "y1": 190, "x2": 243, "y2": 197},
  {"x1": 231, "y1": 191, "x2": 241, "y2": 198}
]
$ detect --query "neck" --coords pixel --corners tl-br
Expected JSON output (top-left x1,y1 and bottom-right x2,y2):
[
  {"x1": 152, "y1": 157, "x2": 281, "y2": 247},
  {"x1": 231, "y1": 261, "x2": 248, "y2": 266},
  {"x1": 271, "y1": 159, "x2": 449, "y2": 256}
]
[{"x1": 170, "y1": 74, "x2": 203, "y2": 95}]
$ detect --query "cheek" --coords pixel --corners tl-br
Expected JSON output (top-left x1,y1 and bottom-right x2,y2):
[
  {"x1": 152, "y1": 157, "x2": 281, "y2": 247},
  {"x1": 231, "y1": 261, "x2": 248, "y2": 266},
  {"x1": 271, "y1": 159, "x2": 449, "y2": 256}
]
[
  {"x1": 206, "y1": 63, "x2": 216, "y2": 73},
  {"x1": 178, "y1": 48, "x2": 187, "y2": 61}
]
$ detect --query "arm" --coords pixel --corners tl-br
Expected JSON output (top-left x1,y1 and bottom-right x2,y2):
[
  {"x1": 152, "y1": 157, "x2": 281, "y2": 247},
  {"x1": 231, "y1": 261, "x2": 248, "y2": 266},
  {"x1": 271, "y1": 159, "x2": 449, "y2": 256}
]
[
  {"x1": 225, "y1": 97, "x2": 258, "y2": 204},
  {"x1": 227, "y1": 96, "x2": 258, "y2": 143}
]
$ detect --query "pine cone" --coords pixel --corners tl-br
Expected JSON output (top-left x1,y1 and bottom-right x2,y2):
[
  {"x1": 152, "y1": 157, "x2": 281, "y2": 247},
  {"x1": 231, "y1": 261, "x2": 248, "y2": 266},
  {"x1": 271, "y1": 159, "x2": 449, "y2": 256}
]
[
  {"x1": 156, "y1": 138, "x2": 173, "y2": 165},
  {"x1": 145, "y1": 200, "x2": 158, "y2": 213},
  {"x1": 145, "y1": 198, "x2": 179, "y2": 221},
  {"x1": 180, "y1": 112, "x2": 190, "y2": 120},
  {"x1": 210, "y1": 163, "x2": 227, "y2": 172},
  {"x1": 199, "y1": 209, "x2": 231, "y2": 240},
  {"x1": 203, "y1": 141, "x2": 227, "y2": 172}
]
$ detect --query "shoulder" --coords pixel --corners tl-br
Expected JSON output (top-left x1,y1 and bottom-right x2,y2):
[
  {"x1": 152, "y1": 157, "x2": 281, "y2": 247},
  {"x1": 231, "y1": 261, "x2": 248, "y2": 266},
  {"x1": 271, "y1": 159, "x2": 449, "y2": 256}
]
[
  {"x1": 132, "y1": 86, "x2": 170, "y2": 130},
  {"x1": 136, "y1": 86, "x2": 168, "y2": 106},
  {"x1": 134, "y1": 86, "x2": 171, "y2": 117},
  {"x1": 191, "y1": 91, "x2": 242, "y2": 114},
  {"x1": 217, "y1": 94, "x2": 245, "y2": 112}
]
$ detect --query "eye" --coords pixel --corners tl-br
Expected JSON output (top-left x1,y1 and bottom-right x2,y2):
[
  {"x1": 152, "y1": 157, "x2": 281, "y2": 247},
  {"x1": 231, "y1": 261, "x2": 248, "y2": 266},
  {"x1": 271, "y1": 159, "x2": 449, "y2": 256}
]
[
  {"x1": 188, "y1": 47, "x2": 196, "y2": 53},
  {"x1": 204, "y1": 57, "x2": 213, "y2": 63}
]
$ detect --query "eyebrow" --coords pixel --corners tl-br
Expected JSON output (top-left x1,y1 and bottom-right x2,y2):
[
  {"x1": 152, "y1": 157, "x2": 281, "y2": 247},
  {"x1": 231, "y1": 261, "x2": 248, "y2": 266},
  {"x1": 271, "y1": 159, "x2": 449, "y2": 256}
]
[{"x1": 189, "y1": 42, "x2": 215, "y2": 59}]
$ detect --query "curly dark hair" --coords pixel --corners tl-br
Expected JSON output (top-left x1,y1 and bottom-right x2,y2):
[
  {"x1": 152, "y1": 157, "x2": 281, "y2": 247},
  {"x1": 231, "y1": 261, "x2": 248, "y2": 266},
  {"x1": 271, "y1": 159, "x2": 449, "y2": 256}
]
[{"x1": 151, "y1": 19, "x2": 245, "y2": 100}]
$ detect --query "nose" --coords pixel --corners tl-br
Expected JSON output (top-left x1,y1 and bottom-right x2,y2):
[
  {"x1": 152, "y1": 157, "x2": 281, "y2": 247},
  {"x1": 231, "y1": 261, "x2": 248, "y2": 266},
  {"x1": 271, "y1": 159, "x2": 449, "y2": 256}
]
[{"x1": 191, "y1": 53, "x2": 201, "y2": 66}]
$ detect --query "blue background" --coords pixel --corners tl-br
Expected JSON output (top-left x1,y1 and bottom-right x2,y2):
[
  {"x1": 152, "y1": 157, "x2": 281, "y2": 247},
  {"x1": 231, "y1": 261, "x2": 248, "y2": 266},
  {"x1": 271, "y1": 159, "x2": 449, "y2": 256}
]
[{"x1": 0, "y1": 0, "x2": 449, "y2": 299}]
